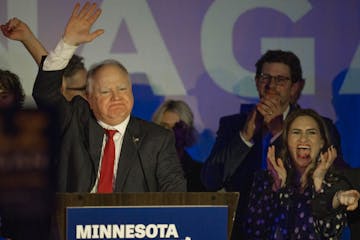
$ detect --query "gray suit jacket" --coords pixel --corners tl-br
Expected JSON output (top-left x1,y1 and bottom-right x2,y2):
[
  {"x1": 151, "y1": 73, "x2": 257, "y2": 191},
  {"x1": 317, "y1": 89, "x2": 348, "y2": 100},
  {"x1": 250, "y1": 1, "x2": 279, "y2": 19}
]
[{"x1": 33, "y1": 60, "x2": 186, "y2": 193}]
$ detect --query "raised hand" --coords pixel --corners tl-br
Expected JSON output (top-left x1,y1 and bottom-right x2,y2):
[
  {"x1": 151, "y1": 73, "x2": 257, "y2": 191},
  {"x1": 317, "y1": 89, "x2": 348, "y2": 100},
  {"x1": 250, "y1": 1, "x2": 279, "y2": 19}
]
[
  {"x1": 333, "y1": 190, "x2": 360, "y2": 211},
  {"x1": 63, "y1": 2, "x2": 104, "y2": 46},
  {"x1": 1, "y1": 17, "x2": 33, "y2": 42},
  {"x1": 267, "y1": 145, "x2": 286, "y2": 191},
  {"x1": 313, "y1": 146, "x2": 337, "y2": 192},
  {"x1": 1, "y1": 17, "x2": 47, "y2": 65}
]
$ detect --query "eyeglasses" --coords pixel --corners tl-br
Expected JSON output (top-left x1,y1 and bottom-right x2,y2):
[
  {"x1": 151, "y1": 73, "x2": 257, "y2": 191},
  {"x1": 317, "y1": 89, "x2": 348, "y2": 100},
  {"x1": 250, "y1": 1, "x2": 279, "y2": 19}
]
[
  {"x1": 257, "y1": 73, "x2": 291, "y2": 87},
  {"x1": 66, "y1": 86, "x2": 86, "y2": 92}
]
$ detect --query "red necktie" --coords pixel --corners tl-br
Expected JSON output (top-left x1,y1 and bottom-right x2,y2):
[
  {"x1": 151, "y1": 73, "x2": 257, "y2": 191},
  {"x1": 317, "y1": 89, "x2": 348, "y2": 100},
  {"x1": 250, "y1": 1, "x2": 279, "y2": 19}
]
[{"x1": 98, "y1": 129, "x2": 117, "y2": 193}]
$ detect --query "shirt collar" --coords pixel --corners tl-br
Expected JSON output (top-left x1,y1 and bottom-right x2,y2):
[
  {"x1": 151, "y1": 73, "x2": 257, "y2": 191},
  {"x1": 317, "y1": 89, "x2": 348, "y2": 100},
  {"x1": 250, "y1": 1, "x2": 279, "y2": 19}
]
[
  {"x1": 283, "y1": 105, "x2": 290, "y2": 120},
  {"x1": 98, "y1": 115, "x2": 130, "y2": 135}
]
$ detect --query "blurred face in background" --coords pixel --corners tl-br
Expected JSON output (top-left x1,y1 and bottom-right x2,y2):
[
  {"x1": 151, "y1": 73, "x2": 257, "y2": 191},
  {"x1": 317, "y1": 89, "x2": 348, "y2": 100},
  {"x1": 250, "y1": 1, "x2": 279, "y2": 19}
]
[
  {"x1": 0, "y1": 90, "x2": 15, "y2": 109},
  {"x1": 160, "y1": 111, "x2": 180, "y2": 129},
  {"x1": 61, "y1": 68, "x2": 87, "y2": 101}
]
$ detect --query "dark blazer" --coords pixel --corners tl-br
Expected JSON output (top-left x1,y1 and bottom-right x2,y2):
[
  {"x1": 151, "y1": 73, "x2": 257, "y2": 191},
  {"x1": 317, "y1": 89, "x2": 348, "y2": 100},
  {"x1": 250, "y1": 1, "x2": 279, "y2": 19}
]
[
  {"x1": 201, "y1": 105, "x2": 345, "y2": 239},
  {"x1": 181, "y1": 151, "x2": 206, "y2": 192},
  {"x1": 32, "y1": 61, "x2": 186, "y2": 193}
]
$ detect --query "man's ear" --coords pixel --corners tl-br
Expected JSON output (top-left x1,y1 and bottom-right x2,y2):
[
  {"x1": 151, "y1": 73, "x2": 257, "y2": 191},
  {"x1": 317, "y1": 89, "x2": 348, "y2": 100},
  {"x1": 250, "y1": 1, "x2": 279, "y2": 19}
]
[
  {"x1": 86, "y1": 93, "x2": 93, "y2": 109},
  {"x1": 60, "y1": 77, "x2": 67, "y2": 94},
  {"x1": 255, "y1": 76, "x2": 261, "y2": 93},
  {"x1": 83, "y1": 92, "x2": 89, "y2": 101},
  {"x1": 290, "y1": 79, "x2": 305, "y2": 104}
]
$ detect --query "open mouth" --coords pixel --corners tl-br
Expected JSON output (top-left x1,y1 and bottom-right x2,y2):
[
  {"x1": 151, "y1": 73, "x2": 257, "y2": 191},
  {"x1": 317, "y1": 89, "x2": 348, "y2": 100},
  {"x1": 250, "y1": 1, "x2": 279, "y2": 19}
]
[{"x1": 296, "y1": 145, "x2": 311, "y2": 159}]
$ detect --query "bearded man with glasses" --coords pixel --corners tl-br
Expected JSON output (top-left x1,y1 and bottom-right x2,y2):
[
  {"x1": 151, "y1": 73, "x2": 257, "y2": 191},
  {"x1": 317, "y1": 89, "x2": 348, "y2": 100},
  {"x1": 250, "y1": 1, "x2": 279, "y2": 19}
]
[{"x1": 201, "y1": 50, "x2": 348, "y2": 240}]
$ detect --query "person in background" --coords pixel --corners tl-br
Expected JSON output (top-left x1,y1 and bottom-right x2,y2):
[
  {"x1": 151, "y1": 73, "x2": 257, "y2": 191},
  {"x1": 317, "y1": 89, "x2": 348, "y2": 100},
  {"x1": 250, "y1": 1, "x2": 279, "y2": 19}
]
[
  {"x1": 312, "y1": 168, "x2": 360, "y2": 239},
  {"x1": 1, "y1": 17, "x2": 86, "y2": 101},
  {"x1": 246, "y1": 108, "x2": 348, "y2": 239},
  {"x1": 201, "y1": 50, "x2": 347, "y2": 239},
  {"x1": 32, "y1": 2, "x2": 186, "y2": 193},
  {"x1": 0, "y1": 70, "x2": 54, "y2": 239},
  {"x1": 60, "y1": 54, "x2": 87, "y2": 101},
  {"x1": 0, "y1": 69, "x2": 25, "y2": 110},
  {"x1": 153, "y1": 99, "x2": 206, "y2": 192}
]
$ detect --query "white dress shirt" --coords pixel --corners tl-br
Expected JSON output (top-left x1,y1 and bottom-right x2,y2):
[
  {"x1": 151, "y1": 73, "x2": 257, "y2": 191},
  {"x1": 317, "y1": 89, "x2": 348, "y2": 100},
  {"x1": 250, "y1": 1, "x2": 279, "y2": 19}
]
[{"x1": 91, "y1": 116, "x2": 130, "y2": 193}]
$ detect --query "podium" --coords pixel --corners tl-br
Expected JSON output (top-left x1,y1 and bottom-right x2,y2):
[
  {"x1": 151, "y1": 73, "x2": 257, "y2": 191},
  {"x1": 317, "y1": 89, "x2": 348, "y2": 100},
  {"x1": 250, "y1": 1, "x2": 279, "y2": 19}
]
[{"x1": 55, "y1": 192, "x2": 239, "y2": 240}]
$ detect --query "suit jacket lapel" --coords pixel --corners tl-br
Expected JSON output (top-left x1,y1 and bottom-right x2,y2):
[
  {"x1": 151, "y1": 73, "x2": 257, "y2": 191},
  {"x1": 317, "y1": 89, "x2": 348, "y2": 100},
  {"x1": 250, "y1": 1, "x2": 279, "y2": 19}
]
[
  {"x1": 87, "y1": 118, "x2": 104, "y2": 179},
  {"x1": 114, "y1": 117, "x2": 142, "y2": 192}
]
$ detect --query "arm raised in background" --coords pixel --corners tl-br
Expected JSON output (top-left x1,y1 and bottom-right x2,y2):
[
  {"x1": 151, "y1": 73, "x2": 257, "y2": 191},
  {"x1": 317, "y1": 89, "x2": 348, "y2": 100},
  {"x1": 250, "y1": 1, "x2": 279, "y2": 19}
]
[
  {"x1": 1, "y1": 17, "x2": 47, "y2": 65},
  {"x1": 32, "y1": 2, "x2": 104, "y2": 131}
]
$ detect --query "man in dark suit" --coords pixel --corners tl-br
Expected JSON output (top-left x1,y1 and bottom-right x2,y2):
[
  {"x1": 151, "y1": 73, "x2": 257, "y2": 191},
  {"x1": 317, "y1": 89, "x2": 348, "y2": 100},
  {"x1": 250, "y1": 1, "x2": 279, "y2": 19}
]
[
  {"x1": 32, "y1": 2, "x2": 186, "y2": 193},
  {"x1": 201, "y1": 50, "x2": 345, "y2": 239}
]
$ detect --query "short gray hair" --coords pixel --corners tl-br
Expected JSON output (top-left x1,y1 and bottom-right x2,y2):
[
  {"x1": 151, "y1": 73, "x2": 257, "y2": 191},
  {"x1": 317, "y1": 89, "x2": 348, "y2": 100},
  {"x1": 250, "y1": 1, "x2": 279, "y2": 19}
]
[{"x1": 86, "y1": 59, "x2": 129, "y2": 94}]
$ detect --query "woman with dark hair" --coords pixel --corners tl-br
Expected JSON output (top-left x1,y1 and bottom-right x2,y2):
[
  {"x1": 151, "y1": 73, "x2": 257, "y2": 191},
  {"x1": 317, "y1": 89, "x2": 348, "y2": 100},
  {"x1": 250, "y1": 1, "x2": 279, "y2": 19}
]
[
  {"x1": 245, "y1": 109, "x2": 350, "y2": 239},
  {"x1": 0, "y1": 69, "x2": 25, "y2": 110}
]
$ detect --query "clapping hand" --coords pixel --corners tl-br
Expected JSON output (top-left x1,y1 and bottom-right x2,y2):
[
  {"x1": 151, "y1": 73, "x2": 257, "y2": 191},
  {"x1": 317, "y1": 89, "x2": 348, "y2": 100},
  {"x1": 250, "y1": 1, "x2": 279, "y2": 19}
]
[
  {"x1": 241, "y1": 108, "x2": 262, "y2": 142},
  {"x1": 267, "y1": 145, "x2": 286, "y2": 191},
  {"x1": 312, "y1": 146, "x2": 337, "y2": 192},
  {"x1": 257, "y1": 94, "x2": 283, "y2": 136}
]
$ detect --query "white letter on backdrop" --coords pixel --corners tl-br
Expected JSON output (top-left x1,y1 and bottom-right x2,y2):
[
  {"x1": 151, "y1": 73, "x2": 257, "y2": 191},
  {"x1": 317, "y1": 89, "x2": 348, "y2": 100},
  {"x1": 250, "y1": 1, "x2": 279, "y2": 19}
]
[
  {"x1": 80, "y1": 0, "x2": 186, "y2": 95},
  {"x1": 201, "y1": 0, "x2": 313, "y2": 97}
]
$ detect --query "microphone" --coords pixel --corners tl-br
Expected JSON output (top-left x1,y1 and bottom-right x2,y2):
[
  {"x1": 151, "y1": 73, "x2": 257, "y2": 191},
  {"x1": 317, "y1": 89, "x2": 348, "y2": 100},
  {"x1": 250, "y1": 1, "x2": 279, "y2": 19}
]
[{"x1": 132, "y1": 136, "x2": 150, "y2": 192}]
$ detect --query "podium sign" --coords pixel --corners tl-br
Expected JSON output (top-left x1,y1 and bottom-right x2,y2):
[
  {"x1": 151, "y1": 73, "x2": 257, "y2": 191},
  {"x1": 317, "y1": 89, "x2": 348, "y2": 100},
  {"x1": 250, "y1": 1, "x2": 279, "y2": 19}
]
[
  {"x1": 67, "y1": 206, "x2": 227, "y2": 240},
  {"x1": 56, "y1": 192, "x2": 239, "y2": 240}
]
